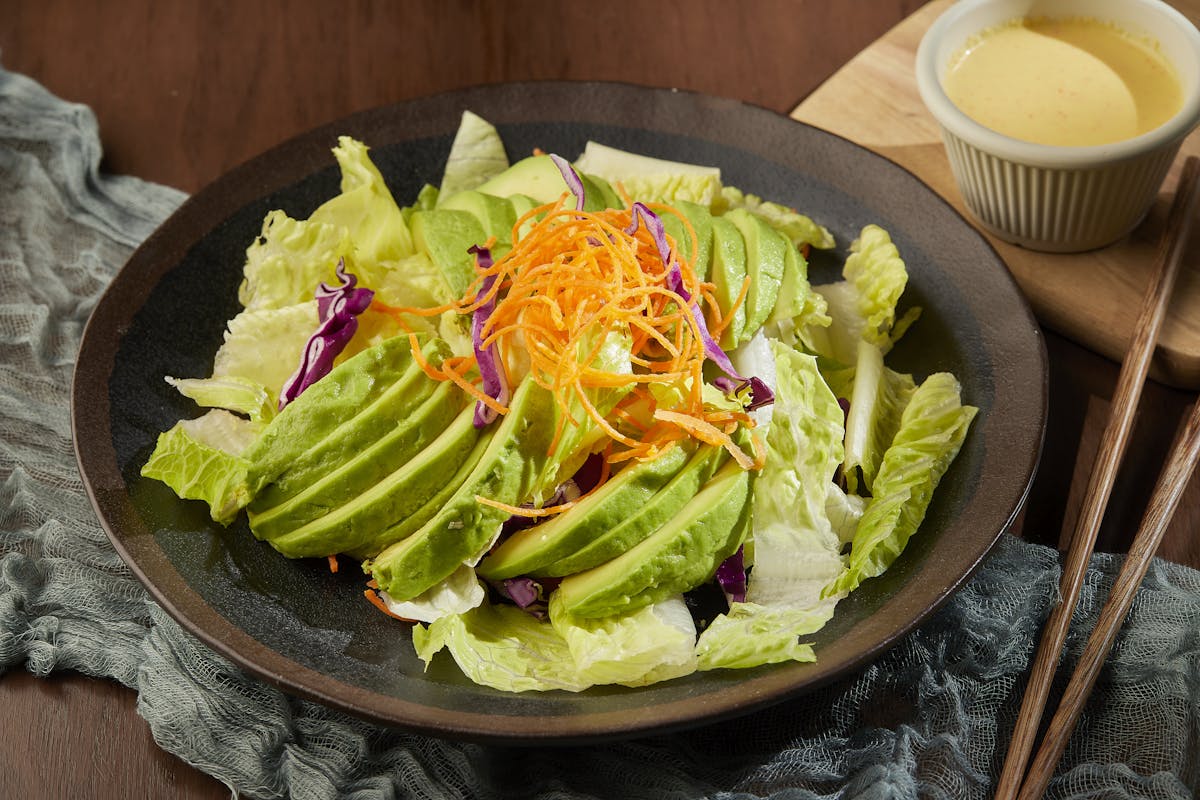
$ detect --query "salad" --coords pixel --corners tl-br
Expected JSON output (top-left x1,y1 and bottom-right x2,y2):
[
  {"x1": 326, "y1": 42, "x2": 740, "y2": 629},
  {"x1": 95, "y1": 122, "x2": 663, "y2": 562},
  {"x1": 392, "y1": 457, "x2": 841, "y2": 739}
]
[{"x1": 141, "y1": 112, "x2": 977, "y2": 693}]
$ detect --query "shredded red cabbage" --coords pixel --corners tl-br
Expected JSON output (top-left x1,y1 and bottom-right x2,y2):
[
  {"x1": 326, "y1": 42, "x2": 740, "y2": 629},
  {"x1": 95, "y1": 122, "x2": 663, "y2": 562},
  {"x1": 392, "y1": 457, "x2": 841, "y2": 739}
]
[
  {"x1": 549, "y1": 153, "x2": 586, "y2": 211},
  {"x1": 715, "y1": 545, "x2": 747, "y2": 604},
  {"x1": 278, "y1": 258, "x2": 374, "y2": 409},
  {"x1": 503, "y1": 577, "x2": 541, "y2": 608},
  {"x1": 469, "y1": 244, "x2": 509, "y2": 428}
]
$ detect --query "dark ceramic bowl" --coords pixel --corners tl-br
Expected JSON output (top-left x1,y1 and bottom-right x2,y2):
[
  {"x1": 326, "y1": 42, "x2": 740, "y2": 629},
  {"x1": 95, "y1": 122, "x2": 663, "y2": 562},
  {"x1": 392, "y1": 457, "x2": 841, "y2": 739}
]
[{"x1": 72, "y1": 82, "x2": 1047, "y2": 744}]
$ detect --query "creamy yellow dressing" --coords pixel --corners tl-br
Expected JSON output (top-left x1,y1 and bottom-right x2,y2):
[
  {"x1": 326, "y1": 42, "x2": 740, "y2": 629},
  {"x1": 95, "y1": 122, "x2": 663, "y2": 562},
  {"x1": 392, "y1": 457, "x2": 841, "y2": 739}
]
[{"x1": 943, "y1": 16, "x2": 1183, "y2": 147}]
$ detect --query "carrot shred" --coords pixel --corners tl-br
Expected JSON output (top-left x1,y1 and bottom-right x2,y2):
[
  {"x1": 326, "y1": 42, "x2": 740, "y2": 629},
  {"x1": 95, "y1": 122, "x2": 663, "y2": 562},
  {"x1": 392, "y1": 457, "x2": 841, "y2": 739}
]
[
  {"x1": 398, "y1": 192, "x2": 763, "y2": 469},
  {"x1": 326, "y1": 555, "x2": 339, "y2": 573}
]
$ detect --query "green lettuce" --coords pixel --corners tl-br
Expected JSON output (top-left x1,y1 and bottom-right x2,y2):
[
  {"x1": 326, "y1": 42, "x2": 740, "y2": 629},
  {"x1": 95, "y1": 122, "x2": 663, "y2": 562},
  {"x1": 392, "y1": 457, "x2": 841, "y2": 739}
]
[
  {"x1": 573, "y1": 140, "x2": 723, "y2": 206},
  {"x1": 823, "y1": 372, "x2": 977, "y2": 598},
  {"x1": 695, "y1": 343, "x2": 846, "y2": 669},
  {"x1": 165, "y1": 375, "x2": 275, "y2": 424},
  {"x1": 140, "y1": 411, "x2": 256, "y2": 524},
  {"x1": 437, "y1": 111, "x2": 509, "y2": 200},
  {"x1": 412, "y1": 593, "x2": 700, "y2": 693}
]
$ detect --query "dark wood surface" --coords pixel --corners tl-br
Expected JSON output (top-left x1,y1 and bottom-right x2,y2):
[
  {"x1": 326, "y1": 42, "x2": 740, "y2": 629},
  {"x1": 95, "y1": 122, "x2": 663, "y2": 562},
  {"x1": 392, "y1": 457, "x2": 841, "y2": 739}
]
[{"x1": 1, "y1": 2, "x2": 1196, "y2": 797}]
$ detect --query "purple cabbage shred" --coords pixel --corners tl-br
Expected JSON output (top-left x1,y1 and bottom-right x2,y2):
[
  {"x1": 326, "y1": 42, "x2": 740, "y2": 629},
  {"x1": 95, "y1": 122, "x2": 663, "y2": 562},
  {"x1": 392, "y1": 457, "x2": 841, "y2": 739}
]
[
  {"x1": 278, "y1": 258, "x2": 374, "y2": 409},
  {"x1": 549, "y1": 153, "x2": 586, "y2": 211},
  {"x1": 715, "y1": 545, "x2": 747, "y2": 604},
  {"x1": 469, "y1": 244, "x2": 510, "y2": 428}
]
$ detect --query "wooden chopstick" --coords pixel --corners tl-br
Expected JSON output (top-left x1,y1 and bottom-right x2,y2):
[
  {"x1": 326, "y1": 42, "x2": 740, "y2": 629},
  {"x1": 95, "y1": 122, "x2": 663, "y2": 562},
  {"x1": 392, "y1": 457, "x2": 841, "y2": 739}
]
[
  {"x1": 994, "y1": 154, "x2": 1200, "y2": 800},
  {"x1": 1017, "y1": 371, "x2": 1200, "y2": 798}
]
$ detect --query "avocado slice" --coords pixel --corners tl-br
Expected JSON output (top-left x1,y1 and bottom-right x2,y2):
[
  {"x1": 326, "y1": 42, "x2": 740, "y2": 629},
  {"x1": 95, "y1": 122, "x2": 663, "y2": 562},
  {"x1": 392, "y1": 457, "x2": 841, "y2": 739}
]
[
  {"x1": 554, "y1": 458, "x2": 754, "y2": 618},
  {"x1": 536, "y1": 443, "x2": 729, "y2": 578},
  {"x1": 708, "y1": 216, "x2": 749, "y2": 349},
  {"x1": 588, "y1": 173, "x2": 624, "y2": 210},
  {"x1": 507, "y1": 193, "x2": 541, "y2": 240},
  {"x1": 725, "y1": 208, "x2": 787, "y2": 343},
  {"x1": 247, "y1": 337, "x2": 451, "y2": 510},
  {"x1": 477, "y1": 442, "x2": 695, "y2": 581},
  {"x1": 247, "y1": 379, "x2": 467, "y2": 539},
  {"x1": 240, "y1": 335, "x2": 419, "y2": 497},
  {"x1": 767, "y1": 238, "x2": 812, "y2": 326},
  {"x1": 261, "y1": 401, "x2": 486, "y2": 559},
  {"x1": 437, "y1": 190, "x2": 518, "y2": 257},
  {"x1": 410, "y1": 209, "x2": 487, "y2": 299},
  {"x1": 475, "y1": 155, "x2": 611, "y2": 212},
  {"x1": 661, "y1": 200, "x2": 714, "y2": 281},
  {"x1": 366, "y1": 377, "x2": 558, "y2": 601}
]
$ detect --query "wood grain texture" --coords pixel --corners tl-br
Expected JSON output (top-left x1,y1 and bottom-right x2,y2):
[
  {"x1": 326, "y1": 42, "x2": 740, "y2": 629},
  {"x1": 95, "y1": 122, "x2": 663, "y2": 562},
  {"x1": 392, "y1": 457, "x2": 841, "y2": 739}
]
[
  {"x1": 0, "y1": 0, "x2": 925, "y2": 193},
  {"x1": 790, "y1": 0, "x2": 1200, "y2": 389}
]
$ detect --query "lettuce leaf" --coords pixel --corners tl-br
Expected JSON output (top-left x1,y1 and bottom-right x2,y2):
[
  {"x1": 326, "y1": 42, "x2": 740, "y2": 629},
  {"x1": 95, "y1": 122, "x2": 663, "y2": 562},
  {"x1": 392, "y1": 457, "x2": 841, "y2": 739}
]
[
  {"x1": 823, "y1": 372, "x2": 977, "y2": 598},
  {"x1": 841, "y1": 340, "x2": 917, "y2": 494},
  {"x1": 165, "y1": 375, "x2": 275, "y2": 424},
  {"x1": 239, "y1": 137, "x2": 414, "y2": 312},
  {"x1": 140, "y1": 411, "x2": 256, "y2": 524},
  {"x1": 550, "y1": 594, "x2": 698, "y2": 687},
  {"x1": 413, "y1": 603, "x2": 592, "y2": 693},
  {"x1": 437, "y1": 111, "x2": 510, "y2": 200},
  {"x1": 573, "y1": 141, "x2": 723, "y2": 206},
  {"x1": 695, "y1": 343, "x2": 846, "y2": 669}
]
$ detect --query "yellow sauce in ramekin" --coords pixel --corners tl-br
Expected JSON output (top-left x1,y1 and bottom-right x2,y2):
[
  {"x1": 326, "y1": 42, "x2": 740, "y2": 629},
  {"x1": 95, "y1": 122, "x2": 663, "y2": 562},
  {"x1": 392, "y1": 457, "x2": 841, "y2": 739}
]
[{"x1": 943, "y1": 16, "x2": 1183, "y2": 147}]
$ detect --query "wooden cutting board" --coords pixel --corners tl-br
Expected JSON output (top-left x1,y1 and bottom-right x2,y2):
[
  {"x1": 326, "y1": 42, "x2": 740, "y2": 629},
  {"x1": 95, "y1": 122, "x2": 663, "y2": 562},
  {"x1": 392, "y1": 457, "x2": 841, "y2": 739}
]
[{"x1": 791, "y1": 0, "x2": 1200, "y2": 389}]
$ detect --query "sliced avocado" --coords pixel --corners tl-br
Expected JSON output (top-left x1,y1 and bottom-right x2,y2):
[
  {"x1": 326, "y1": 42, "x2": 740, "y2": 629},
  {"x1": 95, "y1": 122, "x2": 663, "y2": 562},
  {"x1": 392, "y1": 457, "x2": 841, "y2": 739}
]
[
  {"x1": 708, "y1": 216, "x2": 749, "y2": 349},
  {"x1": 247, "y1": 337, "x2": 451, "y2": 510},
  {"x1": 507, "y1": 193, "x2": 541, "y2": 240},
  {"x1": 475, "y1": 155, "x2": 610, "y2": 212},
  {"x1": 537, "y1": 443, "x2": 729, "y2": 578},
  {"x1": 588, "y1": 173, "x2": 624, "y2": 210},
  {"x1": 437, "y1": 190, "x2": 518, "y2": 256},
  {"x1": 554, "y1": 458, "x2": 754, "y2": 618},
  {"x1": 477, "y1": 442, "x2": 695, "y2": 581},
  {"x1": 342, "y1": 426, "x2": 495, "y2": 559},
  {"x1": 767, "y1": 238, "x2": 811, "y2": 326},
  {"x1": 262, "y1": 401, "x2": 485, "y2": 559},
  {"x1": 661, "y1": 200, "x2": 714, "y2": 281},
  {"x1": 410, "y1": 209, "x2": 487, "y2": 298},
  {"x1": 725, "y1": 208, "x2": 788, "y2": 343},
  {"x1": 366, "y1": 377, "x2": 558, "y2": 601},
  {"x1": 247, "y1": 379, "x2": 467, "y2": 539},
  {"x1": 240, "y1": 336, "x2": 419, "y2": 497}
]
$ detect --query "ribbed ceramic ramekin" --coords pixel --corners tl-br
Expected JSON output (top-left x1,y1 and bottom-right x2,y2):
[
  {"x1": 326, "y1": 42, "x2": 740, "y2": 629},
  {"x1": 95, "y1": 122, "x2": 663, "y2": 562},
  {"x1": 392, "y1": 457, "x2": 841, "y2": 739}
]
[{"x1": 916, "y1": 0, "x2": 1200, "y2": 253}]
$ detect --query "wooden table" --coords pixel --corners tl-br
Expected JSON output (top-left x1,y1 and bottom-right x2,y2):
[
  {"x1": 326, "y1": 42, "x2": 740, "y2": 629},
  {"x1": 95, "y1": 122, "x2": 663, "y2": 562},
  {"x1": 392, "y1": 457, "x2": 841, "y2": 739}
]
[{"x1": 1, "y1": 2, "x2": 1197, "y2": 796}]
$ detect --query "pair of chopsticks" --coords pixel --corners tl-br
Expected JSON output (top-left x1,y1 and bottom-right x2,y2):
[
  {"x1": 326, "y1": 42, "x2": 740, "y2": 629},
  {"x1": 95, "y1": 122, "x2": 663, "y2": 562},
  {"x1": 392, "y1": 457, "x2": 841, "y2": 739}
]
[{"x1": 995, "y1": 155, "x2": 1200, "y2": 800}]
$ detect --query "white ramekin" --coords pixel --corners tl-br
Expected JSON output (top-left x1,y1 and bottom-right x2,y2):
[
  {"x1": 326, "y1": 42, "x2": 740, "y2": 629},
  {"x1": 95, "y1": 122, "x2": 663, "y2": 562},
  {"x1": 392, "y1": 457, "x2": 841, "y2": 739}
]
[{"x1": 916, "y1": 0, "x2": 1200, "y2": 252}]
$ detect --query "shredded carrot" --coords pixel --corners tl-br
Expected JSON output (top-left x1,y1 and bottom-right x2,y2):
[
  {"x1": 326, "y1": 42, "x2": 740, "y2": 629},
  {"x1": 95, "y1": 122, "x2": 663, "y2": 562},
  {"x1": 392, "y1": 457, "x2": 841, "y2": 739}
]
[
  {"x1": 326, "y1": 555, "x2": 339, "y2": 573},
  {"x1": 390, "y1": 191, "x2": 763, "y2": 469}
]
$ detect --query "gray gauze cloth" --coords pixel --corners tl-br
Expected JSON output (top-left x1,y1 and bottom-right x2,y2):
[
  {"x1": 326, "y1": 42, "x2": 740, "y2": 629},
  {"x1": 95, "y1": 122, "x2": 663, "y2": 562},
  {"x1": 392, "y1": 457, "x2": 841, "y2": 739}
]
[{"x1": 1, "y1": 65, "x2": 1198, "y2": 800}]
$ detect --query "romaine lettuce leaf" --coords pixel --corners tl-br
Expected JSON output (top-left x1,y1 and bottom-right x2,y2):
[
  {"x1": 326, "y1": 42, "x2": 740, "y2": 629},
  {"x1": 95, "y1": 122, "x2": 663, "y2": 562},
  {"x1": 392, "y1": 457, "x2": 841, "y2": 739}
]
[
  {"x1": 823, "y1": 372, "x2": 977, "y2": 597},
  {"x1": 573, "y1": 141, "x2": 723, "y2": 206},
  {"x1": 550, "y1": 594, "x2": 698, "y2": 687},
  {"x1": 696, "y1": 602, "x2": 825, "y2": 670},
  {"x1": 694, "y1": 343, "x2": 847, "y2": 669},
  {"x1": 309, "y1": 136, "x2": 415, "y2": 264},
  {"x1": 842, "y1": 339, "x2": 917, "y2": 494},
  {"x1": 437, "y1": 111, "x2": 509, "y2": 200},
  {"x1": 413, "y1": 602, "x2": 592, "y2": 693},
  {"x1": 140, "y1": 411, "x2": 256, "y2": 524},
  {"x1": 165, "y1": 375, "x2": 275, "y2": 424}
]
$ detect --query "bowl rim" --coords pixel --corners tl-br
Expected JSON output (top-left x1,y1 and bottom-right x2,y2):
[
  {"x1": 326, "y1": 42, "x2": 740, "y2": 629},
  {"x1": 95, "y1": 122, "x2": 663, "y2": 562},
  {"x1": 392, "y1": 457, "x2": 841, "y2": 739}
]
[{"x1": 915, "y1": 0, "x2": 1200, "y2": 169}]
